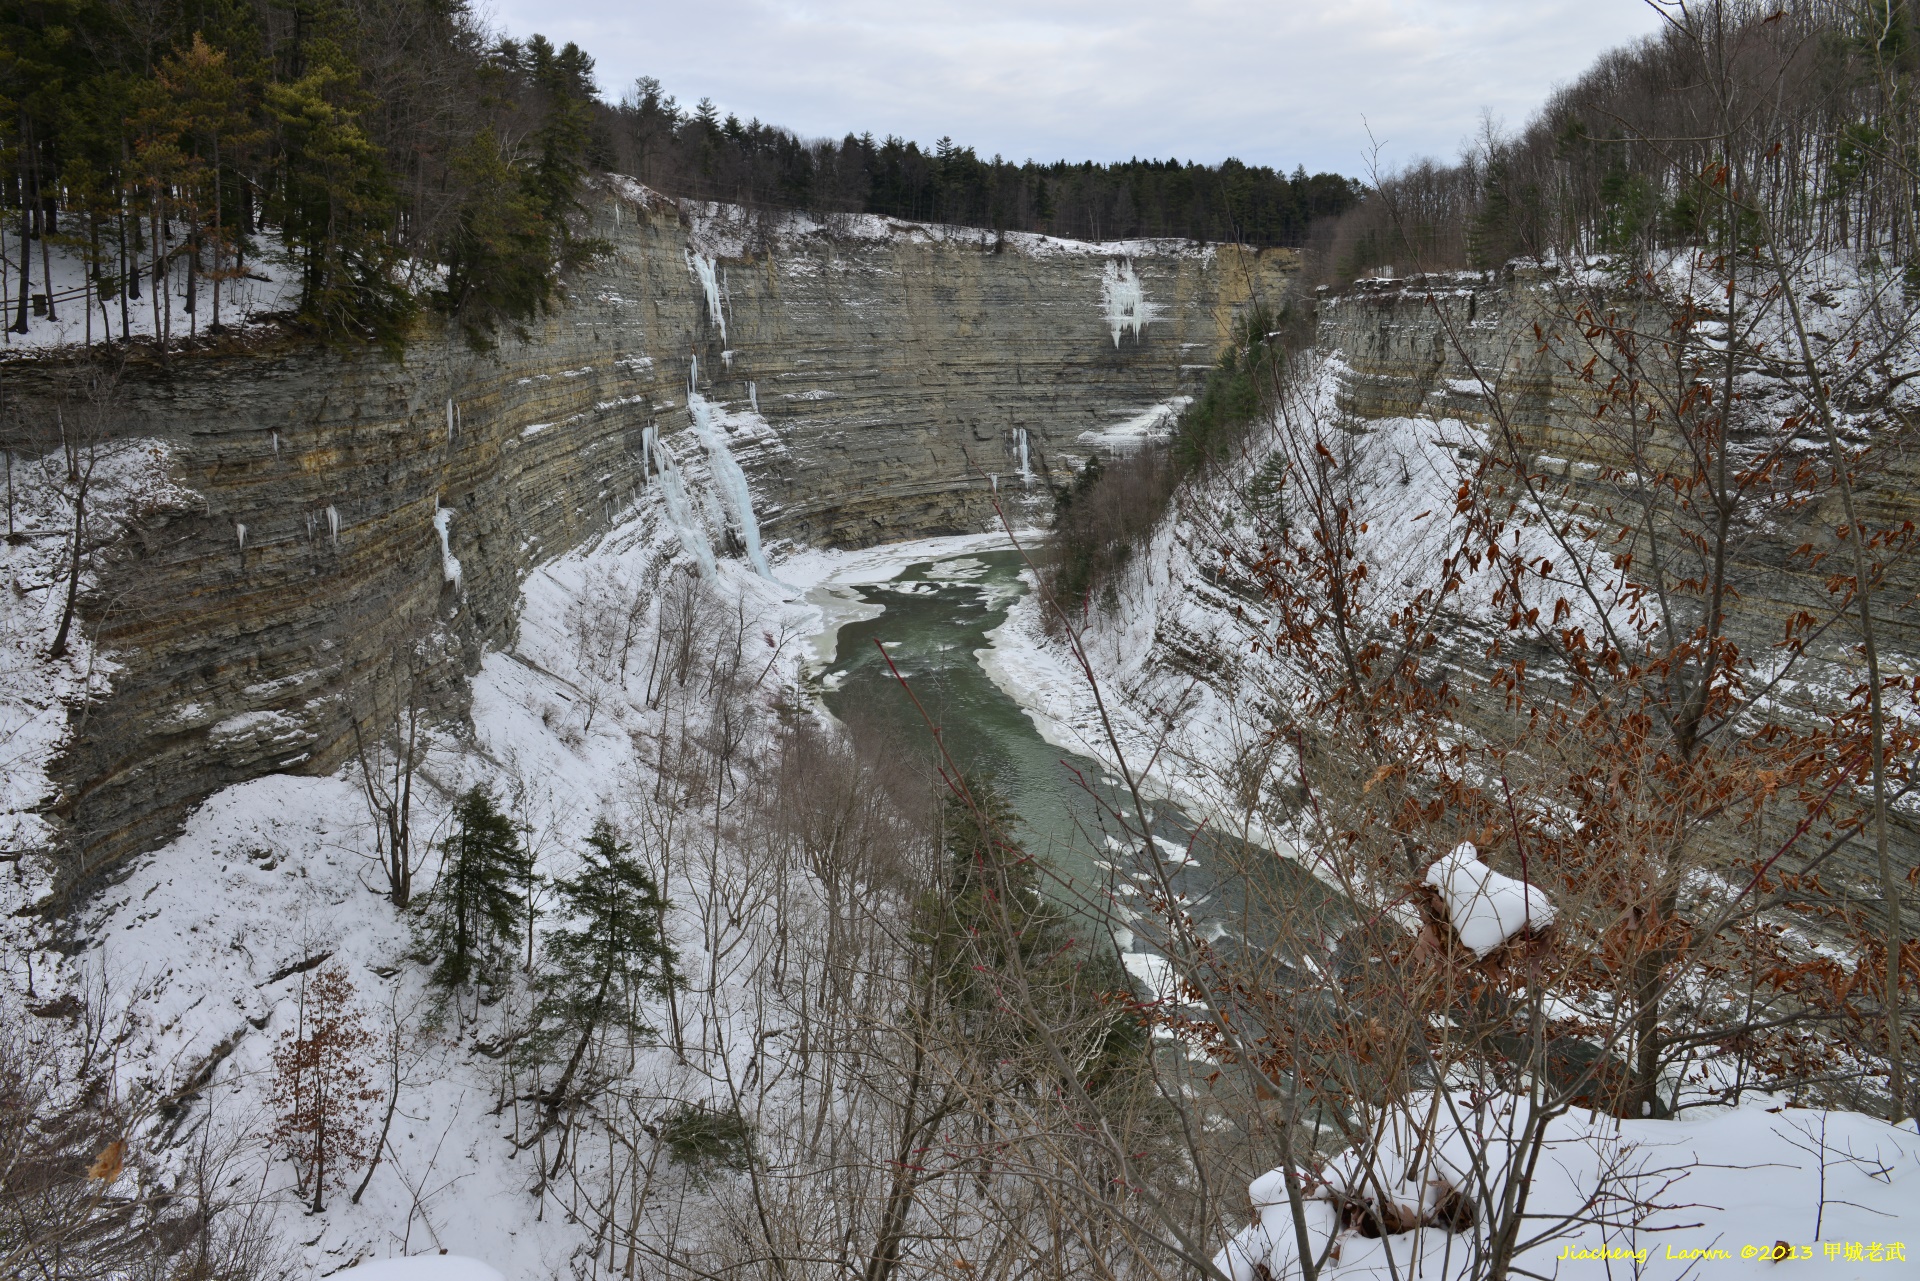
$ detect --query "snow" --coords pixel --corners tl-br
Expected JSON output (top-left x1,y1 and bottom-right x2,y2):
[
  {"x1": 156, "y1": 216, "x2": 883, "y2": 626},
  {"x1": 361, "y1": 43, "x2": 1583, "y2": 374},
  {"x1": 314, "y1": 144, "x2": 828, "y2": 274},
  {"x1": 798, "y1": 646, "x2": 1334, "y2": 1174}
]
[
  {"x1": 1217, "y1": 1089, "x2": 1920, "y2": 1280},
  {"x1": 0, "y1": 230, "x2": 303, "y2": 353},
  {"x1": 1078, "y1": 396, "x2": 1191, "y2": 452},
  {"x1": 0, "y1": 479, "x2": 866, "y2": 1274},
  {"x1": 1424, "y1": 841, "x2": 1555, "y2": 958},
  {"x1": 0, "y1": 436, "x2": 194, "y2": 892},
  {"x1": 1100, "y1": 259, "x2": 1162, "y2": 347},
  {"x1": 337, "y1": 1259, "x2": 503, "y2": 1281},
  {"x1": 670, "y1": 188, "x2": 1214, "y2": 265}
]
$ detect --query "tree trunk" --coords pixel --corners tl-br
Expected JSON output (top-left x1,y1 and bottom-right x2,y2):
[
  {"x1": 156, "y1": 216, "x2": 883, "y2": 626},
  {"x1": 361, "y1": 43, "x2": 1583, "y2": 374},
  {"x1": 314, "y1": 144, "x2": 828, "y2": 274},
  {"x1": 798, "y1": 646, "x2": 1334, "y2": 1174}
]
[
  {"x1": 47, "y1": 472, "x2": 87, "y2": 661},
  {"x1": 30, "y1": 135, "x2": 54, "y2": 323},
  {"x1": 11, "y1": 121, "x2": 31, "y2": 335}
]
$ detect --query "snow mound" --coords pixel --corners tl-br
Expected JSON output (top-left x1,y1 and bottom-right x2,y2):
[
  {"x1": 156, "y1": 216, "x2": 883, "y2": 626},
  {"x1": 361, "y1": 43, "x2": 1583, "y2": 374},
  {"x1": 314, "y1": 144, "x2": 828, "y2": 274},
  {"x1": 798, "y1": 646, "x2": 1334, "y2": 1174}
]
[
  {"x1": 1219, "y1": 1089, "x2": 1920, "y2": 1280},
  {"x1": 338, "y1": 1258, "x2": 503, "y2": 1281},
  {"x1": 1425, "y1": 841, "x2": 1554, "y2": 958}
]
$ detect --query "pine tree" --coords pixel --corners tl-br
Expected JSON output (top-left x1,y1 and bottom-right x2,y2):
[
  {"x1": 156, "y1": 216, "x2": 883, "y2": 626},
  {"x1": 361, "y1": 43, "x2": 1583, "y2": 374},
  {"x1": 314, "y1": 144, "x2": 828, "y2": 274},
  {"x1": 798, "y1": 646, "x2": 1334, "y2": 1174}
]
[
  {"x1": 423, "y1": 785, "x2": 527, "y2": 987},
  {"x1": 262, "y1": 68, "x2": 411, "y2": 343},
  {"x1": 918, "y1": 777, "x2": 1147, "y2": 1098},
  {"x1": 524, "y1": 819, "x2": 675, "y2": 1112}
]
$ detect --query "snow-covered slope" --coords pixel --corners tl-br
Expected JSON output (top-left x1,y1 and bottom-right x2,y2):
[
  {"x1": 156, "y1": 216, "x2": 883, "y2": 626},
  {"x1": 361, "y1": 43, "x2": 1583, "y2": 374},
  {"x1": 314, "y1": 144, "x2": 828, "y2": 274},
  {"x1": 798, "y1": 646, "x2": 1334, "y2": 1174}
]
[{"x1": 0, "y1": 452, "x2": 1026, "y2": 1274}]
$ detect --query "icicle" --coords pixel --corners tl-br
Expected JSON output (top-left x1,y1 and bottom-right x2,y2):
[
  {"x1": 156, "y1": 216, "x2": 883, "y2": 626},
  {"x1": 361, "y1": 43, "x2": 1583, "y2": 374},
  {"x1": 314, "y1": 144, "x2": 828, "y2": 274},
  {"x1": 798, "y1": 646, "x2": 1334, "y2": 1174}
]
[
  {"x1": 689, "y1": 392, "x2": 770, "y2": 577},
  {"x1": 990, "y1": 473, "x2": 999, "y2": 493},
  {"x1": 270, "y1": 431, "x2": 280, "y2": 457},
  {"x1": 433, "y1": 505, "x2": 463, "y2": 592},
  {"x1": 641, "y1": 425, "x2": 658, "y2": 484},
  {"x1": 1100, "y1": 259, "x2": 1161, "y2": 347},
  {"x1": 305, "y1": 512, "x2": 315, "y2": 542},
  {"x1": 651, "y1": 438, "x2": 717, "y2": 577},
  {"x1": 1016, "y1": 428, "x2": 1033, "y2": 485},
  {"x1": 447, "y1": 398, "x2": 456, "y2": 442},
  {"x1": 326, "y1": 505, "x2": 340, "y2": 546},
  {"x1": 234, "y1": 523, "x2": 247, "y2": 552},
  {"x1": 687, "y1": 252, "x2": 726, "y2": 344},
  {"x1": 748, "y1": 382, "x2": 759, "y2": 415}
]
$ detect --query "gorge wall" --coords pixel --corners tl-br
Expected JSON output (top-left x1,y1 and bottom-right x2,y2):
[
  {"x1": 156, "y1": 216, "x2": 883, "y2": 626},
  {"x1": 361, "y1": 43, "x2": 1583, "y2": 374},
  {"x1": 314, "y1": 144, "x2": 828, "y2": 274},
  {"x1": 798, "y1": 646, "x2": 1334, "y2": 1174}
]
[
  {"x1": 3, "y1": 181, "x2": 1295, "y2": 895},
  {"x1": 1316, "y1": 268, "x2": 1920, "y2": 885}
]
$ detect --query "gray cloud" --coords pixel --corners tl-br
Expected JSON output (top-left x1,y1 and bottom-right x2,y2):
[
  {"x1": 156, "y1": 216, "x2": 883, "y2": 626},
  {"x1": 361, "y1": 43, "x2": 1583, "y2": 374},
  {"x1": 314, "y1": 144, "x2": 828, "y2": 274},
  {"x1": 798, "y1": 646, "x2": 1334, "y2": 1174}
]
[{"x1": 483, "y1": 0, "x2": 1663, "y2": 175}]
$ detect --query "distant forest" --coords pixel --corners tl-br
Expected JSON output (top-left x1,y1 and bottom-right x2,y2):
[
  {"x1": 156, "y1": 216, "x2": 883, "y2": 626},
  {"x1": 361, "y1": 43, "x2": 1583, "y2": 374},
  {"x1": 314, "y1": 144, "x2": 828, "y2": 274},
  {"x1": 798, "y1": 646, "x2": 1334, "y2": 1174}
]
[
  {"x1": 1321, "y1": 0, "x2": 1920, "y2": 280},
  {"x1": 0, "y1": 0, "x2": 1358, "y2": 348},
  {"x1": 606, "y1": 79, "x2": 1363, "y2": 247}
]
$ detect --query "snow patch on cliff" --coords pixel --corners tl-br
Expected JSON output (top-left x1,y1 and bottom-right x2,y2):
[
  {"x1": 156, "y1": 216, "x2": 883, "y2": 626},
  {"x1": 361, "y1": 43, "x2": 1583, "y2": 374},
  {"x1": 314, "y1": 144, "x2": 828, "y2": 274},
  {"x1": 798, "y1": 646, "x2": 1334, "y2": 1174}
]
[
  {"x1": 0, "y1": 437, "x2": 196, "y2": 898},
  {"x1": 1078, "y1": 396, "x2": 1191, "y2": 452}
]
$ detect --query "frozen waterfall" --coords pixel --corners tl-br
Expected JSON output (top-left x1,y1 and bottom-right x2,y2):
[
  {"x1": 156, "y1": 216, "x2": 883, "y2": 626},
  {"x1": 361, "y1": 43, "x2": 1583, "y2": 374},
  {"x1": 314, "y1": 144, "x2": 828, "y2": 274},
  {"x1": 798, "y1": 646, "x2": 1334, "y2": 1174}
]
[
  {"x1": 648, "y1": 435, "x2": 718, "y2": 578},
  {"x1": 1100, "y1": 259, "x2": 1161, "y2": 347},
  {"x1": 1016, "y1": 428, "x2": 1033, "y2": 485},
  {"x1": 688, "y1": 252, "x2": 726, "y2": 344},
  {"x1": 433, "y1": 505, "x2": 463, "y2": 592},
  {"x1": 689, "y1": 392, "x2": 771, "y2": 577}
]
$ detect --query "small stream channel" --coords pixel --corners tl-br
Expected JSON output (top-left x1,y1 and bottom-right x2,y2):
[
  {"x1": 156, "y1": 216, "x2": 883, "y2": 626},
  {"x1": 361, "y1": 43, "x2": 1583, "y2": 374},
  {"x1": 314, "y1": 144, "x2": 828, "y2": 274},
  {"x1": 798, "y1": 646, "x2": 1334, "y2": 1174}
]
[{"x1": 809, "y1": 546, "x2": 1334, "y2": 992}]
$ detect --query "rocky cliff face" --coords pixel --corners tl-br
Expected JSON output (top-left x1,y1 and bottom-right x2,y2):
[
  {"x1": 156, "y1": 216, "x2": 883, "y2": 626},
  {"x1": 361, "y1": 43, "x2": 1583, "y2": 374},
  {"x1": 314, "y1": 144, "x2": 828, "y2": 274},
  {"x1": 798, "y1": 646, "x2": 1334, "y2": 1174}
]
[
  {"x1": 3, "y1": 182, "x2": 1294, "y2": 894},
  {"x1": 1319, "y1": 268, "x2": 1917, "y2": 657},
  {"x1": 1317, "y1": 268, "x2": 1919, "y2": 883}
]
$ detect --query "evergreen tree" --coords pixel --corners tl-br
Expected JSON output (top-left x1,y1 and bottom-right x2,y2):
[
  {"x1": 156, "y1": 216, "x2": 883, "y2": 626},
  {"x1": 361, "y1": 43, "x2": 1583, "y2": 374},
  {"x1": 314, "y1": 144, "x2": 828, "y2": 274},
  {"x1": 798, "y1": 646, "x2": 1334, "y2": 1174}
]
[
  {"x1": 437, "y1": 127, "x2": 553, "y2": 344},
  {"x1": 918, "y1": 778, "x2": 1147, "y2": 1098},
  {"x1": 263, "y1": 67, "x2": 412, "y2": 344},
  {"x1": 524, "y1": 819, "x2": 676, "y2": 1109},
  {"x1": 422, "y1": 785, "x2": 527, "y2": 987}
]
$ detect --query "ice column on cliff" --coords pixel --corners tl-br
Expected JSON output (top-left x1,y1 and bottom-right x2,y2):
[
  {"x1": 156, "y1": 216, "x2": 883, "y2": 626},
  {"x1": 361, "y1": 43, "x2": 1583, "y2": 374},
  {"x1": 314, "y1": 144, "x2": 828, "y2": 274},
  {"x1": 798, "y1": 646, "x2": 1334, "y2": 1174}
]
[
  {"x1": 1100, "y1": 259, "x2": 1161, "y2": 347},
  {"x1": 433, "y1": 505, "x2": 462, "y2": 592},
  {"x1": 326, "y1": 505, "x2": 340, "y2": 546},
  {"x1": 688, "y1": 252, "x2": 726, "y2": 344},
  {"x1": 235, "y1": 523, "x2": 247, "y2": 551},
  {"x1": 1016, "y1": 428, "x2": 1033, "y2": 485},
  {"x1": 689, "y1": 392, "x2": 771, "y2": 577},
  {"x1": 648, "y1": 436, "x2": 718, "y2": 577}
]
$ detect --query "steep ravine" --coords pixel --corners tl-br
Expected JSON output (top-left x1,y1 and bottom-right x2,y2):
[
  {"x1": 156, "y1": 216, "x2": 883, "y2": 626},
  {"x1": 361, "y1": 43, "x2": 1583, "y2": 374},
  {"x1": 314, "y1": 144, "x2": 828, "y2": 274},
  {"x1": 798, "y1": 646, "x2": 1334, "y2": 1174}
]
[
  {"x1": 1038, "y1": 269, "x2": 1919, "y2": 893},
  {"x1": 2, "y1": 183, "x2": 1294, "y2": 894}
]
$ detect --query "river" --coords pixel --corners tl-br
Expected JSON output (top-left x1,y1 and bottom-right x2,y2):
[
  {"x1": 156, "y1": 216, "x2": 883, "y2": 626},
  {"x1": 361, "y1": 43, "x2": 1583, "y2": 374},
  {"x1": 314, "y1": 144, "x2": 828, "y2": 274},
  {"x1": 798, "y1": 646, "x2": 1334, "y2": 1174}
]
[{"x1": 808, "y1": 544, "x2": 1333, "y2": 994}]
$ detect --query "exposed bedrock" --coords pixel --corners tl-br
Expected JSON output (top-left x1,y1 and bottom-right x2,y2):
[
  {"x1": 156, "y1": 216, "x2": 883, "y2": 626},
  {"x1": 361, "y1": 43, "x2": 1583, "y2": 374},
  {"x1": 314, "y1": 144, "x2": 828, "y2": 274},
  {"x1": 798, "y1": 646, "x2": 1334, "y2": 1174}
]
[
  {"x1": 3, "y1": 184, "x2": 1295, "y2": 892},
  {"x1": 1318, "y1": 270, "x2": 1919, "y2": 885}
]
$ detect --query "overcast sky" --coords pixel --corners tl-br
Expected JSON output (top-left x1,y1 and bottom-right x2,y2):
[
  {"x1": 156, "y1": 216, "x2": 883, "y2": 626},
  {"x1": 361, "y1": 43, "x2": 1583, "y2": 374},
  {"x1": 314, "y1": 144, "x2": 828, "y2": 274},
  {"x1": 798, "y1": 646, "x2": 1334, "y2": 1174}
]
[{"x1": 482, "y1": 0, "x2": 1665, "y2": 177}]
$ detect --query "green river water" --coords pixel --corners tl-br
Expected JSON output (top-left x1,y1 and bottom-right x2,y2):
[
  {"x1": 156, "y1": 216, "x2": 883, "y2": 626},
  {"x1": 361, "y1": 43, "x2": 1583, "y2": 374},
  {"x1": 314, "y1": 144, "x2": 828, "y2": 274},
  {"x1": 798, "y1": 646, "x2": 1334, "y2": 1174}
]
[{"x1": 814, "y1": 548, "x2": 1332, "y2": 980}]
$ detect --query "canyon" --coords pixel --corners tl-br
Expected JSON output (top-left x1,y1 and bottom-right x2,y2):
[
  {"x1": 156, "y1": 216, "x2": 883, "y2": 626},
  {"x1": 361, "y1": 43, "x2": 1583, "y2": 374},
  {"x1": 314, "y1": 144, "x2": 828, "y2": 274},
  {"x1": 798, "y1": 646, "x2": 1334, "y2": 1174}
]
[{"x1": 2, "y1": 184, "x2": 1293, "y2": 893}]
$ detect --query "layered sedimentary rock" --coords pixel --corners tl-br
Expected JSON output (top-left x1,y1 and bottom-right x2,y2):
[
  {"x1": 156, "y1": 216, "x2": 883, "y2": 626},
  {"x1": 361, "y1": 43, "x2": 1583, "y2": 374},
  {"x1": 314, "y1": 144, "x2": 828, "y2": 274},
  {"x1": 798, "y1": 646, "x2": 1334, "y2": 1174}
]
[
  {"x1": 1318, "y1": 268, "x2": 1919, "y2": 883},
  {"x1": 3, "y1": 182, "x2": 1294, "y2": 890}
]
